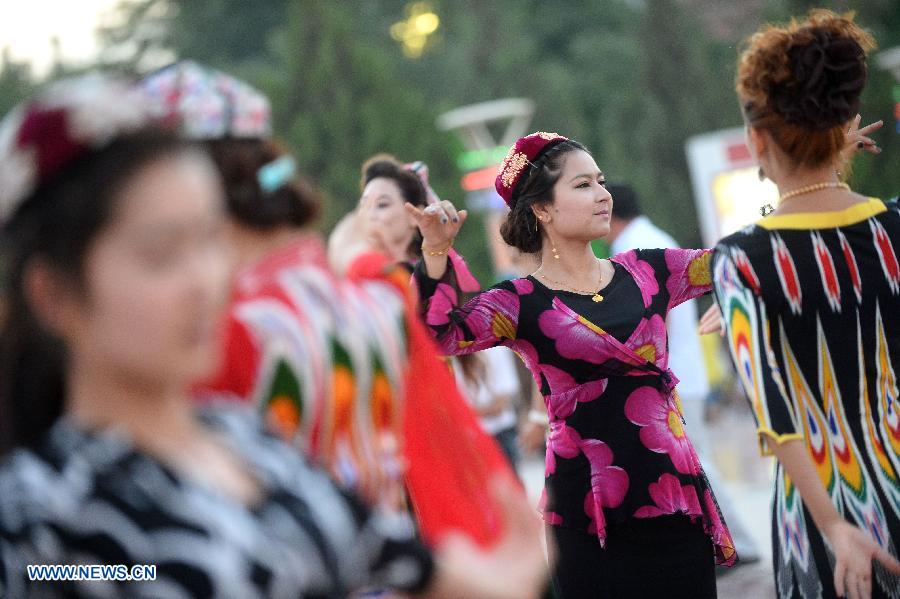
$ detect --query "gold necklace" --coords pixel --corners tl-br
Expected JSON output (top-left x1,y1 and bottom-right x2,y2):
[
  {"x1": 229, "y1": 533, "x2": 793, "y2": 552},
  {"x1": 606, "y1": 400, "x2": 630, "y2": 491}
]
[
  {"x1": 779, "y1": 181, "x2": 850, "y2": 203},
  {"x1": 536, "y1": 262, "x2": 605, "y2": 302},
  {"x1": 761, "y1": 181, "x2": 851, "y2": 217}
]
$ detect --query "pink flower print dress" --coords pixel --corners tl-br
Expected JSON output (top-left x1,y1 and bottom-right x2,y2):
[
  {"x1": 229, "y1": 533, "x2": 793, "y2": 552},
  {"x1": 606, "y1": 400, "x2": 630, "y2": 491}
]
[{"x1": 414, "y1": 248, "x2": 736, "y2": 566}]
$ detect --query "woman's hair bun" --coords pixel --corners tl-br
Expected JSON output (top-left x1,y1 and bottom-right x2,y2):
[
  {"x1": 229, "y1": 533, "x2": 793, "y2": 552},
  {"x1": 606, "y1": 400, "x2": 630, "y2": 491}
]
[
  {"x1": 770, "y1": 24, "x2": 868, "y2": 130},
  {"x1": 737, "y1": 10, "x2": 876, "y2": 131}
]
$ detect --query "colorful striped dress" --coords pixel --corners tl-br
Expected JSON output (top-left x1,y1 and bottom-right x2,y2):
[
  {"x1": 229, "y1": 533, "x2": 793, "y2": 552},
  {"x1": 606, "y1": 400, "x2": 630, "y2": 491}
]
[{"x1": 713, "y1": 198, "x2": 900, "y2": 599}]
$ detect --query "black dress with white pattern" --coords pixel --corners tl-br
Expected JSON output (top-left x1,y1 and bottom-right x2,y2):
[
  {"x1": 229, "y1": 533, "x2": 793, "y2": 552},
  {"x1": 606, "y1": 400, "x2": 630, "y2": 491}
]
[{"x1": 0, "y1": 406, "x2": 433, "y2": 598}]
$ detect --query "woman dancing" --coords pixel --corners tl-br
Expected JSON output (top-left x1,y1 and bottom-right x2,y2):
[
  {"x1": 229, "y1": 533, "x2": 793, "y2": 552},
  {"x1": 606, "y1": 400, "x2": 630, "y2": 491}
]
[
  {"x1": 712, "y1": 10, "x2": 900, "y2": 599},
  {"x1": 408, "y1": 131, "x2": 736, "y2": 598}
]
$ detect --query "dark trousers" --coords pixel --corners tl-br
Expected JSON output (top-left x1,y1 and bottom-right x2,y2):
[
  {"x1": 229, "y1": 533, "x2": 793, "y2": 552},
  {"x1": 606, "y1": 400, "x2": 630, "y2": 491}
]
[
  {"x1": 549, "y1": 515, "x2": 717, "y2": 599},
  {"x1": 493, "y1": 427, "x2": 520, "y2": 471}
]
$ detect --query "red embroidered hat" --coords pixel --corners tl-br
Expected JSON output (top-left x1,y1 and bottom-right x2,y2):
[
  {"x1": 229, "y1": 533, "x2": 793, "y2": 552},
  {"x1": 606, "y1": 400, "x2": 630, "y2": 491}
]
[
  {"x1": 494, "y1": 131, "x2": 568, "y2": 207},
  {"x1": 0, "y1": 74, "x2": 155, "y2": 223}
]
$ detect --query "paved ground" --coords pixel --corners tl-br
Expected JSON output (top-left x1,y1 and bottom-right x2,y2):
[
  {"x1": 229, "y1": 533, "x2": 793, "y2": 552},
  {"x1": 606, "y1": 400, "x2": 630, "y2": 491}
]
[
  {"x1": 708, "y1": 402, "x2": 777, "y2": 598},
  {"x1": 519, "y1": 398, "x2": 778, "y2": 598}
]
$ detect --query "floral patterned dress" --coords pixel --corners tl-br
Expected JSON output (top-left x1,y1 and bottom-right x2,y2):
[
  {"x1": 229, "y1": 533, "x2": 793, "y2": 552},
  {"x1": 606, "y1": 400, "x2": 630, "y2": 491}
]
[
  {"x1": 713, "y1": 198, "x2": 900, "y2": 598},
  {"x1": 414, "y1": 248, "x2": 736, "y2": 565}
]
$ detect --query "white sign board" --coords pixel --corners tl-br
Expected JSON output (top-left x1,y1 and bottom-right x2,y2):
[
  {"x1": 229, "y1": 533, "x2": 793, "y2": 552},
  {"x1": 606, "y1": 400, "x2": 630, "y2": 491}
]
[{"x1": 685, "y1": 127, "x2": 779, "y2": 247}]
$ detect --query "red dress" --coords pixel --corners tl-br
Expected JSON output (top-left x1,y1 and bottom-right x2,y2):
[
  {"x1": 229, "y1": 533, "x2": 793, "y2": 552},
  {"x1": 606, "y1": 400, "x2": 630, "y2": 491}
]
[{"x1": 197, "y1": 235, "x2": 516, "y2": 546}]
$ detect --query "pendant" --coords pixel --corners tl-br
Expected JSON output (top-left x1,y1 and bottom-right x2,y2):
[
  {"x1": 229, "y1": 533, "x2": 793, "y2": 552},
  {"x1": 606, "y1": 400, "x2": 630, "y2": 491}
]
[
  {"x1": 760, "y1": 204, "x2": 774, "y2": 217},
  {"x1": 592, "y1": 294, "x2": 604, "y2": 302}
]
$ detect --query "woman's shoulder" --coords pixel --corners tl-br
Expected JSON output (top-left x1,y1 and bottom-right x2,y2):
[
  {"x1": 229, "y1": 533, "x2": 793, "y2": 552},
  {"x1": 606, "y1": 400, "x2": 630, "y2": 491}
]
[
  {"x1": 713, "y1": 223, "x2": 774, "y2": 267},
  {"x1": 611, "y1": 246, "x2": 708, "y2": 260},
  {"x1": 486, "y1": 276, "x2": 535, "y2": 296},
  {"x1": 610, "y1": 247, "x2": 711, "y2": 274},
  {"x1": 878, "y1": 196, "x2": 900, "y2": 221},
  {"x1": 0, "y1": 425, "x2": 116, "y2": 537},
  {"x1": 717, "y1": 221, "x2": 770, "y2": 247},
  {"x1": 716, "y1": 197, "x2": 900, "y2": 252}
]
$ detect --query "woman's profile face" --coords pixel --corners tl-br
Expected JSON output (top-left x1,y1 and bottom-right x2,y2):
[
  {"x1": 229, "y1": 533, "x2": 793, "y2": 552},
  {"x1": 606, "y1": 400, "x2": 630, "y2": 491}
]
[
  {"x1": 359, "y1": 176, "x2": 417, "y2": 260},
  {"x1": 545, "y1": 149, "x2": 613, "y2": 242},
  {"x1": 68, "y1": 151, "x2": 231, "y2": 387}
]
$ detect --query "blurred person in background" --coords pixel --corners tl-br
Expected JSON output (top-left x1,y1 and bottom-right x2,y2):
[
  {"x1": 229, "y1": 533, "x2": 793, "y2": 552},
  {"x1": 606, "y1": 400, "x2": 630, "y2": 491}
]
[
  {"x1": 605, "y1": 183, "x2": 762, "y2": 566},
  {"x1": 0, "y1": 73, "x2": 546, "y2": 599},
  {"x1": 712, "y1": 10, "x2": 900, "y2": 599},
  {"x1": 408, "y1": 131, "x2": 738, "y2": 598},
  {"x1": 142, "y1": 64, "x2": 520, "y2": 531},
  {"x1": 330, "y1": 154, "x2": 430, "y2": 274},
  {"x1": 142, "y1": 61, "x2": 547, "y2": 594},
  {"x1": 330, "y1": 153, "x2": 526, "y2": 474},
  {"x1": 142, "y1": 62, "x2": 415, "y2": 509},
  {"x1": 454, "y1": 348, "x2": 522, "y2": 470},
  {"x1": 358, "y1": 154, "x2": 429, "y2": 267}
]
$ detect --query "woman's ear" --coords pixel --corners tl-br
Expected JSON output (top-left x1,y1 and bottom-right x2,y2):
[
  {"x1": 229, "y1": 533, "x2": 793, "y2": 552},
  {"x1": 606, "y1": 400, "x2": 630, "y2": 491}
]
[
  {"x1": 406, "y1": 206, "x2": 419, "y2": 229},
  {"x1": 23, "y1": 259, "x2": 82, "y2": 341},
  {"x1": 531, "y1": 203, "x2": 550, "y2": 223},
  {"x1": 746, "y1": 126, "x2": 767, "y2": 160}
]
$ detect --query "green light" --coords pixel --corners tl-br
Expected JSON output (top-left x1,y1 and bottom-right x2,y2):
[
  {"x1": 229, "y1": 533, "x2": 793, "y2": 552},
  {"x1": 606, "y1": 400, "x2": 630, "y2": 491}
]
[
  {"x1": 893, "y1": 84, "x2": 900, "y2": 103},
  {"x1": 456, "y1": 146, "x2": 508, "y2": 171}
]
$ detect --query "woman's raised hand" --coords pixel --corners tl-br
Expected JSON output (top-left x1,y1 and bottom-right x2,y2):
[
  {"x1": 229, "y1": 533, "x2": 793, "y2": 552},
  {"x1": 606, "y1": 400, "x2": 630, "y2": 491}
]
[
  {"x1": 405, "y1": 200, "x2": 468, "y2": 251},
  {"x1": 842, "y1": 114, "x2": 883, "y2": 162}
]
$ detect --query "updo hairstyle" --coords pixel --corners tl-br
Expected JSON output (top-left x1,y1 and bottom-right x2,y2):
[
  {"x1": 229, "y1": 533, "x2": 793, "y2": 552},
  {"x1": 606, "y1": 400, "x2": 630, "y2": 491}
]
[{"x1": 736, "y1": 10, "x2": 875, "y2": 169}]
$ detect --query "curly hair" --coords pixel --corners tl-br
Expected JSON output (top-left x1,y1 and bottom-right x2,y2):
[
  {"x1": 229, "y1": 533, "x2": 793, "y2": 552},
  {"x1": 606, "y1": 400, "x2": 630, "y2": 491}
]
[
  {"x1": 499, "y1": 139, "x2": 587, "y2": 254},
  {"x1": 736, "y1": 10, "x2": 876, "y2": 169}
]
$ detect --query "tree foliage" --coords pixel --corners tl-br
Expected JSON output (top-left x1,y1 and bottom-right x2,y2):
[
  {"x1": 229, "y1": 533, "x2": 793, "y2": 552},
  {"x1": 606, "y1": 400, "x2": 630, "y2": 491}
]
[{"x1": 3, "y1": 0, "x2": 899, "y2": 280}]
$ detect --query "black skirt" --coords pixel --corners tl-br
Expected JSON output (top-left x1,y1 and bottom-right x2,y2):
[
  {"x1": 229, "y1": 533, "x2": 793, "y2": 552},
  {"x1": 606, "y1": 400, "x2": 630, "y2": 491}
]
[{"x1": 549, "y1": 515, "x2": 717, "y2": 599}]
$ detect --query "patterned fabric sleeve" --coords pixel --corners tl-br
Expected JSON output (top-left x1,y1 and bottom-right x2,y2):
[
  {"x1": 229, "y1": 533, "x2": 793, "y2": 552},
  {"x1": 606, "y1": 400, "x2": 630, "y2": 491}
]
[
  {"x1": 712, "y1": 245, "x2": 804, "y2": 456},
  {"x1": 0, "y1": 478, "x2": 437, "y2": 598},
  {"x1": 647, "y1": 248, "x2": 714, "y2": 310},
  {"x1": 229, "y1": 409, "x2": 439, "y2": 595},
  {"x1": 413, "y1": 254, "x2": 521, "y2": 357}
]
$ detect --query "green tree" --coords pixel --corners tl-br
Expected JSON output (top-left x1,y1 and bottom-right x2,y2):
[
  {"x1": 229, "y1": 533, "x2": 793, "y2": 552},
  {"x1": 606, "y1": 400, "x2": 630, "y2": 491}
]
[
  {"x1": 96, "y1": 0, "x2": 290, "y2": 72},
  {"x1": 92, "y1": 0, "x2": 900, "y2": 266},
  {"x1": 265, "y1": 1, "x2": 459, "y2": 223},
  {"x1": 0, "y1": 49, "x2": 34, "y2": 116}
]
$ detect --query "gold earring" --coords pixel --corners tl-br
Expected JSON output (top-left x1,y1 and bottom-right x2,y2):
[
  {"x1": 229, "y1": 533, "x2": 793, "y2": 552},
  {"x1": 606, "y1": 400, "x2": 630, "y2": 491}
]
[{"x1": 551, "y1": 238, "x2": 560, "y2": 260}]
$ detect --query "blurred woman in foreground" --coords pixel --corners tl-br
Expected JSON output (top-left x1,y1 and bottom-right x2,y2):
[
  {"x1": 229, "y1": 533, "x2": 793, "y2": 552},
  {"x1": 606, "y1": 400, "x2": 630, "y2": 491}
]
[{"x1": 0, "y1": 74, "x2": 544, "y2": 598}]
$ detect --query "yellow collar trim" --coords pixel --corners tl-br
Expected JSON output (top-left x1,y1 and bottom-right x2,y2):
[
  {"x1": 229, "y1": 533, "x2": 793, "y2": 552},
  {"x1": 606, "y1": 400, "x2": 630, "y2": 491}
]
[{"x1": 757, "y1": 198, "x2": 885, "y2": 230}]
